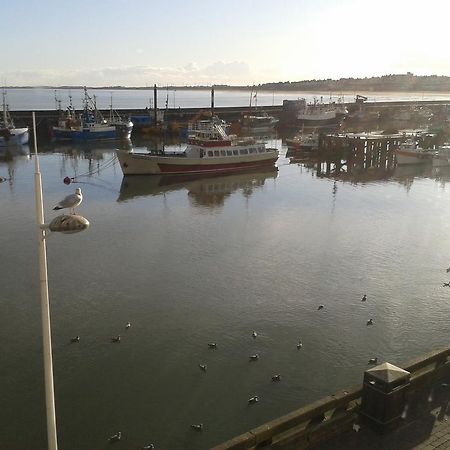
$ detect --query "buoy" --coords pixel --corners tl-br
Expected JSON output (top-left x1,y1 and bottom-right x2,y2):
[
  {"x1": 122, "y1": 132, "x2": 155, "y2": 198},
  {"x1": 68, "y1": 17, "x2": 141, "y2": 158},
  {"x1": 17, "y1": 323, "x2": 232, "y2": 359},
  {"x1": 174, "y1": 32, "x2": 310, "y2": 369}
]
[{"x1": 63, "y1": 176, "x2": 72, "y2": 185}]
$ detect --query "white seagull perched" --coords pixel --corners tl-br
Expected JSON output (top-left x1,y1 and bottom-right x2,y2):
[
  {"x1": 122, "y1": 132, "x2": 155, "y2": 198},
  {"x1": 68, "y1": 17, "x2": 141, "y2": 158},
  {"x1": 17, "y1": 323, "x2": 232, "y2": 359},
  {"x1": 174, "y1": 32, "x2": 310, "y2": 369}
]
[{"x1": 53, "y1": 188, "x2": 83, "y2": 214}]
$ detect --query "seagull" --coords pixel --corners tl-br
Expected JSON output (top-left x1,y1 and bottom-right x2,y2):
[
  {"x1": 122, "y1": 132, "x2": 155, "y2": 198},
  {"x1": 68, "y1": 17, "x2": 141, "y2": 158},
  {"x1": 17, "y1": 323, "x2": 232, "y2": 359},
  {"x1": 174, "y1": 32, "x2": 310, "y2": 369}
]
[
  {"x1": 0, "y1": 176, "x2": 6, "y2": 183},
  {"x1": 352, "y1": 423, "x2": 361, "y2": 432},
  {"x1": 252, "y1": 331, "x2": 257, "y2": 338},
  {"x1": 446, "y1": 267, "x2": 450, "y2": 273},
  {"x1": 318, "y1": 305, "x2": 324, "y2": 310},
  {"x1": 125, "y1": 322, "x2": 131, "y2": 330},
  {"x1": 367, "y1": 318, "x2": 374, "y2": 326},
  {"x1": 70, "y1": 336, "x2": 80, "y2": 343},
  {"x1": 53, "y1": 188, "x2": 83, "y2": 214},
  {"x1": 109, "y1": 431, "x2": 122, "y2": 442},
  {"x1": 272, "y1": 374, "x2": 281, "y2": 382},
  {"x1": 111, "y1": 335, "x2": 121, "y2": 343},
  {"x1": 297, "y1": 341, "x2": 303, "y2": 349},
  {"x1": 443, "y1": 282, "x2": 450, "y2": 287},
  {"x1": 190, "y1": 424, "x2": 203, "y2": 431},
  {"x1": 142, "y1": 445, "x2": 155, "y2": 450},
  {"x1": 199, "y1": 364, "x2": 207, "y2": 372},
  {"x1": 361, "y1": 294, "x2": 367, "y2": 302},
  {"x1": 249, "y1": 354, "x2": 259, "y2": 361},
  {"x1": 368, "y1": 358, "x2": 378, "y2": 365},
  {"x1": 248, "y1": 396, "x2": 259, "y2": 404},
  {"x1": 208, "y1": 343, "x2": 217, "y2": 349}
]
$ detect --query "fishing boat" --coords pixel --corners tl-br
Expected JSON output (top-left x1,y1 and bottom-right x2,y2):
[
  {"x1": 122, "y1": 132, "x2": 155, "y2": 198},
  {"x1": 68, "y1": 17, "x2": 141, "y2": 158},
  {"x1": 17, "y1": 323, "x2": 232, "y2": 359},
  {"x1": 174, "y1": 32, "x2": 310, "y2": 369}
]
[
  {"x1": 297, "y1": 98, "x2": 341, "y2": 127},
  {"x1": 431, "y1": 143, "x2": 450, "y2": 167},
  {"x1": 241, "y1": 111, "x2": 279, "y2": 133},
  {"x1": 0, "y1": 90, "x2": 29, "y2": 147},
  {"x1": 240, "y1": 90, "x2": 278, "y2": 133},
  {"x1": 285, "y1": 131, "x2": 319, "y2": 151},
  {"x1": 395, "y1": 139, "x2": 434, "y2": 165},
  {"x1": 52, "y1": 88, "x2": 133, "y2": 141},
  {"x1": 117, "y1": 118, "x2": 279, "y2": 175}
]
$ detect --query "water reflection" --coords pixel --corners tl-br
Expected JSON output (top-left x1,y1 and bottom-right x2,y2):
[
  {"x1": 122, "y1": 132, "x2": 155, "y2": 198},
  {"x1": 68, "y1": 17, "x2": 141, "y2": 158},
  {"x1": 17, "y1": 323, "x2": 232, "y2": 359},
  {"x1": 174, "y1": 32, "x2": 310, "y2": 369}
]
[{"x1": 118, "y1": 167, "x2": 278, "y2": 207}]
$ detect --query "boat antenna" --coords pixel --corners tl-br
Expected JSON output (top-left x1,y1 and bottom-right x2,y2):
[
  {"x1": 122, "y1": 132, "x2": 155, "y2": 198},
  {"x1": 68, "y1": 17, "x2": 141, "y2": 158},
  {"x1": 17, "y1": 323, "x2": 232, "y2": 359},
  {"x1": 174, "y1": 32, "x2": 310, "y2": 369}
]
[
  {"x1": 211, "y1": 85, "x2": 215, "y2": 117},
  {"x1": 154, "y1": 84, "x2": 158, "y2": 124}
]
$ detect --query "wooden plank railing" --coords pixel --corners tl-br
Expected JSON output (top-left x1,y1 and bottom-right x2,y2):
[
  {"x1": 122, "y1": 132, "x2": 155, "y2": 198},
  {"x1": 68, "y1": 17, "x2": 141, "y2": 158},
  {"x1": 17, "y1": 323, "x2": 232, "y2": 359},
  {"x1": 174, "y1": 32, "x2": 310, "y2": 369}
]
[{"x1": 211, "y1": 347, "x2": 450, "y2": 450}]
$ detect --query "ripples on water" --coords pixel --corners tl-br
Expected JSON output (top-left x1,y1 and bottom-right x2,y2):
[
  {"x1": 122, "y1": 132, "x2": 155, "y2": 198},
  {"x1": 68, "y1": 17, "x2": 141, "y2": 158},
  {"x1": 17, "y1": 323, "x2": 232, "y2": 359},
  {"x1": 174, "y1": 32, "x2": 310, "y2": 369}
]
[{"x1": 1, "y1": 135, "x2": 450, "y2": 449}]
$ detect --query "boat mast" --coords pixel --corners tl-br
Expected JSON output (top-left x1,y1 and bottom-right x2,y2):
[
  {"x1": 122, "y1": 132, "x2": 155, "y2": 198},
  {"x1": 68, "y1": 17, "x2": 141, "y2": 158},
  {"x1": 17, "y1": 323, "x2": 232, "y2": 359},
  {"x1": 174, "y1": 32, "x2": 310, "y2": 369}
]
[
  {"x1": 154, "y1": 84, "x2": 158, "y2": 124},
  {"x1": 211, "y1": 86, "x2": 215, "y2": 117},
  {"x1": 2, "y1": 89, "x2": 7, "y2": 126}
]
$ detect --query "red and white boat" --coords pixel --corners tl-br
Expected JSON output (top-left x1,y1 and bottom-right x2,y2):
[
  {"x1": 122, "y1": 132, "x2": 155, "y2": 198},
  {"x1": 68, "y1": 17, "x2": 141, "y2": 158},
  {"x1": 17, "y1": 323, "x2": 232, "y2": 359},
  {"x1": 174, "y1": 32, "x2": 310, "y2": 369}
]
[{"x1": 117, "y1": 118, "x2": 279, "y2": 175}]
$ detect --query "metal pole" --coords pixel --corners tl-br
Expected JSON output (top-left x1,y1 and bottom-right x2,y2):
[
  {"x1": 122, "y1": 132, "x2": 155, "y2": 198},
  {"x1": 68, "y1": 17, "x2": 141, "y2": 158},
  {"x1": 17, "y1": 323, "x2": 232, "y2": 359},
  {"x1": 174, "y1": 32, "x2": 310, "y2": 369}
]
[{"x1": 33, "y1": 112, "x2": 58, "y2": 450}]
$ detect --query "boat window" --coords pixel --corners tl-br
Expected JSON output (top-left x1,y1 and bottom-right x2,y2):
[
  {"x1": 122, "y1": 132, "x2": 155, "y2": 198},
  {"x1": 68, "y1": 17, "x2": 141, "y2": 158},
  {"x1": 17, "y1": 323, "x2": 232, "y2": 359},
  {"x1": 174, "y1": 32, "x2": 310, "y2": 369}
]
[
  {"x1": 249, "y1": 148, "x2": 255, "y2": 153},
  {"x1": 233, "y1": 150, "x2": 239, "y2": 155},
  {"x1": 214, "y1": 150, "x2": 220, "y2": 157},
  {"x1": 208, "y1": 151, "x2": 213, "y2": 157},
  {"x1": 258, "y1": 147, "x2": 264, "y2": 153},
  {"x1": 226, "y1": 150, "x2": 232, "y2": 156},
  {"x1": 240, "y1": 149, "x2": 248, "y2": 155},
  {"x1": 220, "y1": 150, "x2": 226, "y2": 156}
]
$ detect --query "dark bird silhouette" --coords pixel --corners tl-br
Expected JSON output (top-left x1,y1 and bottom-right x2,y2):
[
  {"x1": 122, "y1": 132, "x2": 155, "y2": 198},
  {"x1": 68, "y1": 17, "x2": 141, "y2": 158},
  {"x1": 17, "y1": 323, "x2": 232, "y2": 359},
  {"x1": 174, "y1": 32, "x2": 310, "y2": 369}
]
[
  {"x1": 199, "y1": 364, "x2": 207, "y2": 372},
  {"x1": 248, "y1": 396, "x2": 259, "y2": 404},
  {"x1": 111, "y1": 335, "x2": 121, "y2": 343},
  {"x1": 318, "y1": 305, "x2": 324, "y2": 310},
  {"x1": 361, "y1": 294, "x2": 367, "y2": 302},
  {"x1": 190, "y1": 424, "x2": 203, "y2": 431},
  {"x1": 368, "y1": 358, "x2": 378, "y2": 365},
  {"x1": 272, "y1": 374, "x2": 281, "y2": 382},
  {"x1": 443, "y1": 282, "x2": 450, "y2": 287},
  {"x1": 367, "y1": 318, "x2": 374, "y2": 326},
  {"x1": 446, "y1": 267, "x2": 450, "y2": 273},
  {"x1": 249, "y1": 354, "x2": 259, "y2": 361},
  {"x1": 109, "y1": 432, "x2": 122, "y2": 442},
  {"x1": 208, "y1": 343, "x2": 217, "y2": 349},
  {"x1": 70, "y1": 336, "x2": 80, "y2": 343}
]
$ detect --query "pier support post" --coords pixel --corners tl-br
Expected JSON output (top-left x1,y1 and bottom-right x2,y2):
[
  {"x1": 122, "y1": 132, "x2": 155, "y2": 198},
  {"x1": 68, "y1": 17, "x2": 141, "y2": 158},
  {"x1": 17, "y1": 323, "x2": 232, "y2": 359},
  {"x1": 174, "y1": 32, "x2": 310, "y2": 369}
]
[{"x1": 360, "y1": 362, "x2": 410, "y2": 433}]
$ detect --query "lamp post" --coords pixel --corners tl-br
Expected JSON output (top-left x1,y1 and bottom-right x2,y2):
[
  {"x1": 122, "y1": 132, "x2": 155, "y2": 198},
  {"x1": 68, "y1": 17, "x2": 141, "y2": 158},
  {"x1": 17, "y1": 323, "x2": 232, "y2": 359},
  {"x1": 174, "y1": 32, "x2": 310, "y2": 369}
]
[{"x1": 33, "y1": 112, "x2": 89, "y2": 450}]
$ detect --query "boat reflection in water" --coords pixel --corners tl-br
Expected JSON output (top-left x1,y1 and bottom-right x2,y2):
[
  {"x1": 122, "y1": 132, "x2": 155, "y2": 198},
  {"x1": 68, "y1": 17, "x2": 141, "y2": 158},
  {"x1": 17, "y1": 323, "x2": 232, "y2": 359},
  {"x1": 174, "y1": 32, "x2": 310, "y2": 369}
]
[
  {"x1": 118, "y1": 167, "x2": 278, "y2": 207},
  {"x1": 0, "y1": 144, "x2": 31, "y2": 186}
]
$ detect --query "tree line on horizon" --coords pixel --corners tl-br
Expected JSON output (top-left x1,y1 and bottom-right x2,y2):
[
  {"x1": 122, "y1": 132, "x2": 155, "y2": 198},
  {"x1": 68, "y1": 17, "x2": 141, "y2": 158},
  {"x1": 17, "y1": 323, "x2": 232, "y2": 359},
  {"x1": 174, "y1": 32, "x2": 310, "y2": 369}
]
[{"x1": 5, "y1": 73, "x2": 450, "y2": 91}]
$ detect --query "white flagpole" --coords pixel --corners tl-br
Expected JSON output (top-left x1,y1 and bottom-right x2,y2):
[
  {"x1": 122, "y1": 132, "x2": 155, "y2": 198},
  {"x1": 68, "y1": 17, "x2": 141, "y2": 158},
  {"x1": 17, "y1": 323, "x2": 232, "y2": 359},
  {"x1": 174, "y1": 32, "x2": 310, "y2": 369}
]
[{"x1": 33, "y1": 112, "x2": 58, "y2": 450}]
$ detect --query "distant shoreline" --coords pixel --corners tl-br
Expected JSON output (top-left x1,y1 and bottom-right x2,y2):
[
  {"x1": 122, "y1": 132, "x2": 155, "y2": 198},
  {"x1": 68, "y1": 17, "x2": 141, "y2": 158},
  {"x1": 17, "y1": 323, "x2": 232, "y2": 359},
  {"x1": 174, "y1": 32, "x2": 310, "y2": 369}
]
[{"x1": 3, "y1": 85, "x2": 450, "y2": 93}]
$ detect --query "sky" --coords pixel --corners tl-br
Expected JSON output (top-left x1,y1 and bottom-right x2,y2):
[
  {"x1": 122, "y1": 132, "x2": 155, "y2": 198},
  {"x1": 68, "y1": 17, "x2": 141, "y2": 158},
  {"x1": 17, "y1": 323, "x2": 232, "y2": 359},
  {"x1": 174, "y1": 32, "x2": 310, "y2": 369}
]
[{"x1": 2, "y1": 0, "x2": 450, "y2": 87}]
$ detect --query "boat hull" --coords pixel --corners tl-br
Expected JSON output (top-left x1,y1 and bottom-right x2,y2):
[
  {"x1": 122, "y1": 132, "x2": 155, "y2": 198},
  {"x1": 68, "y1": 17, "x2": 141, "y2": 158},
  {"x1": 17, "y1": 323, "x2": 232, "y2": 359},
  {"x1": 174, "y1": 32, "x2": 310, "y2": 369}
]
[
  {"x1": 0, "y1": 128, "x2": 29, "y2": 147},
  {"x1": 52, "y1": 124, "x2": 132, "y2": 141},
  {"x1": 117, "y1": 151, "x2": 278, "y2": 175},
  {"x1": 395, "y1": 149, "x2": 433, "y2": 165}
]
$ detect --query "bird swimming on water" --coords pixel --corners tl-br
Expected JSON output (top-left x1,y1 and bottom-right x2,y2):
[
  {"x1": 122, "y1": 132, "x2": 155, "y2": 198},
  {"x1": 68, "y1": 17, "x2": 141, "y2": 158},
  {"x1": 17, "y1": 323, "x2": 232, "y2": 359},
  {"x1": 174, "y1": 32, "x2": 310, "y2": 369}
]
[
  {"x1": 297, "y1": 340, "x2": 303, "y2": 349},
  {"x1": 361, "y1": 294, "x2": 367, "y2": 302},
  {"x1": 249, "y1": 354, "x2": 259, "y2": 361},
  {"x1": 367, "y1": 318, "x2": 374, "y2": 326},
  {"x1": 125, "y1": 322, "x2": 131, "y2": 329},
  {"x1": 53, "y1": 188, "x2": 83, "y2": 215},
  {"x1": 318, "y1": 305, "x2": 324, "y2": 310},
  {"x1": 190, "y1": 424, "x2": 203, "y2": 431},
  {"x1": 141, "y1": 444, "x2": 155, "y2": 449},
  {"x1": 272, "y1": 374, "x2": 281, "y2": 382},
  {"x1": 70, "y1": 336, "x2": 80, "y2": 343},
  {"x1": 252, "y1": 331, "x2": 257, "y2": 338},
  {"x1": 111, "y1": 335, "x2": 121, "y2": 343},
  {"x1": 199, "y1": 364, "x2": 207, "y2": 372},
  {"x1": 208, "y1": 343, "x2": 217, "y2": 349},
  {"x1": 368, "y1": 358, "x2": 378, "y2": 365},
  {"x1": 109, "y1": 431, "x2": 121, "y2": 442},
  {"x1": 248, "y1": 396, "x2": 259, "y2": 404}
]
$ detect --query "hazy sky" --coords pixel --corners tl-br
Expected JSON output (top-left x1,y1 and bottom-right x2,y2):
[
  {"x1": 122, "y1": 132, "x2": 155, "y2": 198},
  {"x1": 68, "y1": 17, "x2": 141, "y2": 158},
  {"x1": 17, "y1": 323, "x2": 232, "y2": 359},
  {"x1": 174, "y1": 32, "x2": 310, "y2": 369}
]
[{"x1": 2, "y1": 0, "x2": 449, "y2": 86}]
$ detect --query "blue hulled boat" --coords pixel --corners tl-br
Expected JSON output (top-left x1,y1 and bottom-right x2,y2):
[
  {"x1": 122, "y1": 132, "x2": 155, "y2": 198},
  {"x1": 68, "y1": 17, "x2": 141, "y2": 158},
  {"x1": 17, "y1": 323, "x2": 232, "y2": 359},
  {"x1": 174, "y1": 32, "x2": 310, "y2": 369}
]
[{"x1": 52, "y1": 87, "x2": 133, "y2": 141}]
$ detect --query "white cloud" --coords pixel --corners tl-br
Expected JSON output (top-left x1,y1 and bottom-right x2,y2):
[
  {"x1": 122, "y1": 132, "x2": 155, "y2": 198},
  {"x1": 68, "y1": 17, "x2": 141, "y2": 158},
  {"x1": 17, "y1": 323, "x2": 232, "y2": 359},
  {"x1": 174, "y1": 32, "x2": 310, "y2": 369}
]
[{"x1": 1, "y1": 61, "x2": 253, "y2": 87}]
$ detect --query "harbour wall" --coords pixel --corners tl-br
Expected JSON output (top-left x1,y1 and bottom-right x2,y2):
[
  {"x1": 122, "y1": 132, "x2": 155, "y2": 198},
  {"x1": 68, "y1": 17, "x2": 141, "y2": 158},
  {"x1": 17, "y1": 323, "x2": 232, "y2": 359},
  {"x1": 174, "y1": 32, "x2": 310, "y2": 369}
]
[{"x1": 8, "y1": 99, "x2": 450, "y2": 140}]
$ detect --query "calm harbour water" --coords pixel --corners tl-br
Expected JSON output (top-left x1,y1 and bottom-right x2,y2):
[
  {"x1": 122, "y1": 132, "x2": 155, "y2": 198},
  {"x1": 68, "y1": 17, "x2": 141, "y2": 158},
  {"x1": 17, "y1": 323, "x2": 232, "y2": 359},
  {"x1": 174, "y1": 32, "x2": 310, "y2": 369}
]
[{"x1": 1, "y1": 137, "x2": 450, "y2": 450}]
